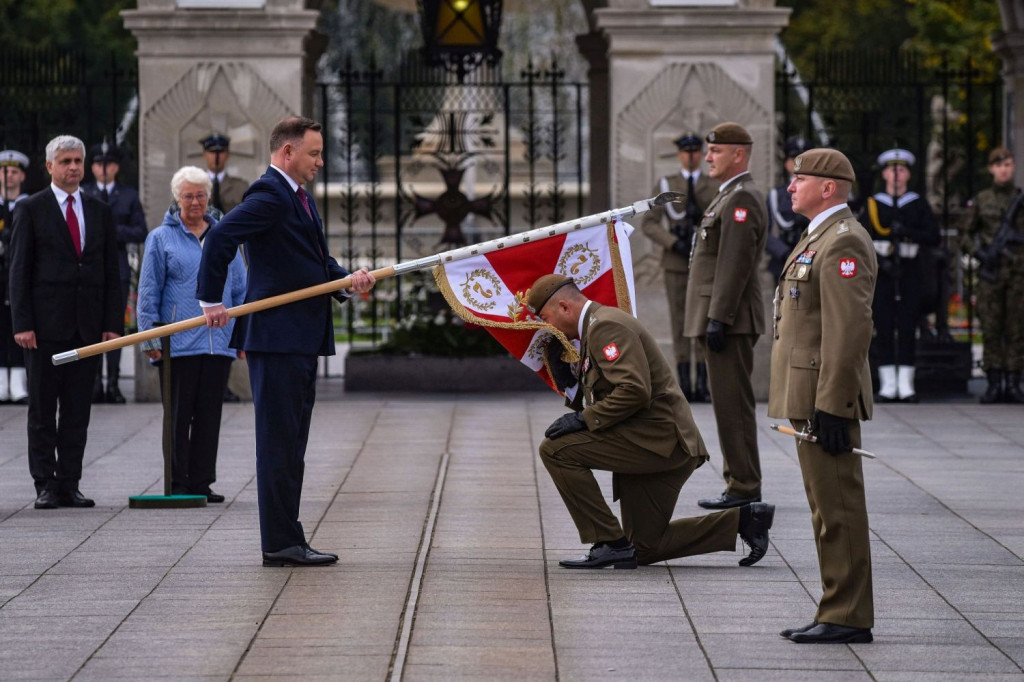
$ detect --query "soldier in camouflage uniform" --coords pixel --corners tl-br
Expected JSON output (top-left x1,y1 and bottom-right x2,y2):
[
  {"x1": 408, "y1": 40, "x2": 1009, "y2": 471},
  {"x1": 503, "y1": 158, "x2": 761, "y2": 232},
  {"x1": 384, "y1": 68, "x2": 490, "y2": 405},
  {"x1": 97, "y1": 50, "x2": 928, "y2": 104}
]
[{"x1": 961, "y1": 146, "x2": 1024, "y2": 404}]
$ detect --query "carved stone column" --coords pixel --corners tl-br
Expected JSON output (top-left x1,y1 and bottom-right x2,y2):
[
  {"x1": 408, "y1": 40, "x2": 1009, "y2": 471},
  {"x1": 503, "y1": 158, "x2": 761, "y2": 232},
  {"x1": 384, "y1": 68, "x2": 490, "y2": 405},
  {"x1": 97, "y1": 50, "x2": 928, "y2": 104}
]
[
  {"x1": 993, "y1": 1, "x2": 1024, "y2": 183},
  {"x1": 122, "y1": 0, "x2": 319, "y2": 400}
]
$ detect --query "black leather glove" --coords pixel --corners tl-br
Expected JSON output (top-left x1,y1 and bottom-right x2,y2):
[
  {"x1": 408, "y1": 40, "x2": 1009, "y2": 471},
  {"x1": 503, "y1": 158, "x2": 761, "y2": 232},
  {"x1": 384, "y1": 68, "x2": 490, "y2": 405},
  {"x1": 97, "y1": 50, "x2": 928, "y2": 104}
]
[
  {"x1": 812, "y1": 409, "x2": 851, "y2": 455},
  {"x1": 671, "y1": 238, "x2": 690, "y2": 255},
  {"x1": 889, "y1": 220, "x2": 906, "y2": 239},
  {"x1": 545, "y1": 412, "x2": 587, "y2": 440},
  {"x1": 544, "y1": 341, "x2": 576, "y2": 391},
  {"x1": 705, "y1": 318, "x2": 727, "y2": 353}
]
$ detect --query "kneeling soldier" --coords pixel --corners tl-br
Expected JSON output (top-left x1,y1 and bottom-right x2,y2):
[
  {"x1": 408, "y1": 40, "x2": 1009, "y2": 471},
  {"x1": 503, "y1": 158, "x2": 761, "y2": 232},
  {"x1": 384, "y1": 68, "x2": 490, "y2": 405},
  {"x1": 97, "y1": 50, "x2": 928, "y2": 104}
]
[{"x1": 531, "y1": 274, "x2": 774, "y2": 569}]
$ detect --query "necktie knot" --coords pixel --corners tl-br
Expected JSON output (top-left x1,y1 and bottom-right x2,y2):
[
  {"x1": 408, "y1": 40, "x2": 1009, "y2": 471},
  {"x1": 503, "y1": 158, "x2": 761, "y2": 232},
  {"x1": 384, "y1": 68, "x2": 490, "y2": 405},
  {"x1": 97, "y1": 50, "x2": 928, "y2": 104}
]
[{"x1": 297, "y1": 188, "x2": 313, "y2": 219}]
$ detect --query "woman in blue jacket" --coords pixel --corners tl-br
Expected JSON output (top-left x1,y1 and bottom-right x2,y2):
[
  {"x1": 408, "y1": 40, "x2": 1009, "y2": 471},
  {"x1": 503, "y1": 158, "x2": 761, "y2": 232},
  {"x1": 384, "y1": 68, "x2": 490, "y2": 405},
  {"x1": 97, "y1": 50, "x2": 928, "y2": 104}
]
[{"x1": 137, "y1": 166, "x2": 246, "y2": 502}]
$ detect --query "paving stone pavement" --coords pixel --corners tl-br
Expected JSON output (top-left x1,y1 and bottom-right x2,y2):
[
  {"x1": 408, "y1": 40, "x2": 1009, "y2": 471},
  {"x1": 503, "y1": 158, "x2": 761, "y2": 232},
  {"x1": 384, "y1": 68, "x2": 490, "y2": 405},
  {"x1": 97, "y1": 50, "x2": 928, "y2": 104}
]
[{"x1": 1, "y1": 387, "x2": 1023, "y2": 681}]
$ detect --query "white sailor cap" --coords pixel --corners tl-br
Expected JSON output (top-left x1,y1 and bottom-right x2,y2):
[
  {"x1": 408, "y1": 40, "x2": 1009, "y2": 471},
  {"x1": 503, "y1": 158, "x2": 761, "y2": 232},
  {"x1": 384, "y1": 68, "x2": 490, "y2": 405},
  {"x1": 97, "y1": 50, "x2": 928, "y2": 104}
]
[
  {"x1": 0, "y1": 150, "x2": 29, "y2": 170},
  {"x1": 877, "y1": 148, "x2": 915, "y2": 167}
]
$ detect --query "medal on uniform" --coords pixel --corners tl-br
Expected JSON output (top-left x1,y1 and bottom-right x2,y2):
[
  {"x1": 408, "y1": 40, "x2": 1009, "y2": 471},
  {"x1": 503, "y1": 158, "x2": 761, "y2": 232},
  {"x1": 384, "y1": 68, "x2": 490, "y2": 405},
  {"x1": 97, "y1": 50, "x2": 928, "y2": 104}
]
[
  {"x1": 795, "y1": 250, "x2": 816, "y2": 265},
  {"x1": 789, "y1": 286, "x2": 800, "y2": 300},
  {"x1": 797, "y1": 264, "x2": 808, "y2": 278},
  {"x1": 701, "y1": 229, "x2": 707, "y2": 240}
]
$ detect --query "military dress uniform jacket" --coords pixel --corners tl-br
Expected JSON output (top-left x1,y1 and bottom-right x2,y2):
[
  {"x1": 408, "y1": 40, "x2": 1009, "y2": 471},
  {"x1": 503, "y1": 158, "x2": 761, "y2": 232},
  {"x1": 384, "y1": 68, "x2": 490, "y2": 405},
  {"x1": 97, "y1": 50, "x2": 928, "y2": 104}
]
[
  {"x1": 566, "y1": 303, "x2": 708, "y2": 462},
  {"x1": 767, "y1": 207, "x2": 877, "y2": 420},
  {"x1": 683, "y1": 172, "x2": 767, "y2": 336},
  {"x1": 641, "y1": 172, "x2": 719, "y2": 272},
  {"x1": 213, "y1": 174, "x2": 250, "y2": 214}
]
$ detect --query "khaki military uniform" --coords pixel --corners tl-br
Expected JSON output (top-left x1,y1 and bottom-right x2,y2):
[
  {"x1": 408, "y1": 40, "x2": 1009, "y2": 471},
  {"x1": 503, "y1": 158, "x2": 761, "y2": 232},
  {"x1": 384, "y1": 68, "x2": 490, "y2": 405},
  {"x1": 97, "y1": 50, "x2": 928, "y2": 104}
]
[
  {"x1": 962, "y1": 184, "x2": 1024, "y2": 372},
  {"x1": 539, "y1": 303, "x2": 740, "y2": 565},
  {"x1": 213, "y1": 174, "x2": 250, "y2": 214},
  {"x1": 767, "y1": 206, "x2": 877, "y2": 629},
  {"x1": 683, "y1": 171, "x2": 766, "y2": 499},
  {"x1": 641, "y1": 171, "x2": 718, "y2": 364}
]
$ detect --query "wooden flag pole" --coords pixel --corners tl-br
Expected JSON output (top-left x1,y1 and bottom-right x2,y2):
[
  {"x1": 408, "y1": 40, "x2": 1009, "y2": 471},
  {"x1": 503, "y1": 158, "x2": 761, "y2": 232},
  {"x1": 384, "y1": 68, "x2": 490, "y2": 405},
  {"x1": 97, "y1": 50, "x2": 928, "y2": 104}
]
[{"x1": 52, "y1": 192, "x2": 681, "y2": 366}]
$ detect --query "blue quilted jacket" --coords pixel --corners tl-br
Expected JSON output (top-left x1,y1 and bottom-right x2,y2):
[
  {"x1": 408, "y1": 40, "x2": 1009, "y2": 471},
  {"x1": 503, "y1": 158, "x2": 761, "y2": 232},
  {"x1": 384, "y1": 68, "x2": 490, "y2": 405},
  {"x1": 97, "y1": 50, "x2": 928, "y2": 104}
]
[{"x1": 137, "y1": 207, "x2": 246, "y2": 357}]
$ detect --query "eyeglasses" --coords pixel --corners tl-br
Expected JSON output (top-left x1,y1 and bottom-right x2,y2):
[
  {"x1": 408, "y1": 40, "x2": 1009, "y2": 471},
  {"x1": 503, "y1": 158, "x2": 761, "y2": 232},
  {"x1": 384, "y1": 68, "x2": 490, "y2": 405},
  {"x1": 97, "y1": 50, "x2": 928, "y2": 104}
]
[{"x1": 179, "y1": 193, "x2": 208, "y2": 203}]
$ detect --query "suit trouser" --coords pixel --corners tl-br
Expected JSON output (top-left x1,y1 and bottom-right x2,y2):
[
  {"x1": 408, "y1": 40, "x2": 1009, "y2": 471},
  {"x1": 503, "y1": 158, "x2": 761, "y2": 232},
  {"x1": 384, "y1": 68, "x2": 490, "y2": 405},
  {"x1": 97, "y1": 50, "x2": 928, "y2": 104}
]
[
  {"x1": 248, "y1": 351, "x2": 318, "y2": 553},
  {"x1": 539, "y1": 430, "x2": 739, "y2": 564},
  {"x1": 664, "y1": 269, "x2": 704, "y2": 365},
  {"x1": 792, "y1": 418, "x2": 873, "y2": 629},
  {"x1": 699, "y1": 333, "x2": 761, "y2": 498},
  {"x1": 25, "y1": 336, "x2": 100, "y2": 494},
  {"x1": 158, "y1": 354, "x2": 232, "y2": 494}
]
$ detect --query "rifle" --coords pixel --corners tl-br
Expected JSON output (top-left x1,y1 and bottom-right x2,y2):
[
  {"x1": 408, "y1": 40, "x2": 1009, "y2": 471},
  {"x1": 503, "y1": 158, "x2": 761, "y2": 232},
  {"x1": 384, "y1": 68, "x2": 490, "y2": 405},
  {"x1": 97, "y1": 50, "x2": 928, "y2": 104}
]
[{"x1": 975, "y1": 189, "x2": 1024, "y2": 283}]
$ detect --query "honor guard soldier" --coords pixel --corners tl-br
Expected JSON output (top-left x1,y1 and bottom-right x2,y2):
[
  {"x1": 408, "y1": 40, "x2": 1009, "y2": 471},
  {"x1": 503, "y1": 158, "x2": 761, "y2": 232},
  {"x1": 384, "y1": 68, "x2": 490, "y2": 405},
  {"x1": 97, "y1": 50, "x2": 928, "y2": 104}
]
[
  {"x1": 770, "y1": 148, "x2": 877, "y2": 644},
  {"x1": 860, "y1": 149, "x2": 940, "y2": 402},
  {"x1": 765, "y1": 137, "x2": 811, "y2": 280},
  {"x1": 531, "y1": 274, "x2": 775, "y2": 570},
  {"x1": 200, "y1": 133, "x2": 249, "y2": 214},
  {"x1": 961, "y1": 146, "x2": 1024, "y2": 403},
  {"x1": 684, "y1": 122, "x2": 767, "y2": 510},
  {"x1": 640, "y1": 132, "x2": 717, "y2": 402},
  {"x1": 82, "y1": 142, "x2": 147, "y2": 403},
  {"x1": 0, "y1": 149, "x2": 30, "y2": 403}
]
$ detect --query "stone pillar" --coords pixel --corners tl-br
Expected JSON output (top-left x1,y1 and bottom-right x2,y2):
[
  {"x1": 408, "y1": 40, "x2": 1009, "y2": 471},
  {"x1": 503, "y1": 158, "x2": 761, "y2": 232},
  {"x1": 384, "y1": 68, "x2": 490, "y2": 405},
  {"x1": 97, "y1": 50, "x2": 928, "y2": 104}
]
[
  {"x1": 122, "y1": 0, "x2": 319, "y2": 400},
  {"x1": 590, "y1": 0, "x2": 789, "y2": 400},
  {"x1": 993, "y1": 2, "x2": 1024, "y2": 184},
  {"x1": 576, "y1": 30, "x2": 611, "y2": 213}
]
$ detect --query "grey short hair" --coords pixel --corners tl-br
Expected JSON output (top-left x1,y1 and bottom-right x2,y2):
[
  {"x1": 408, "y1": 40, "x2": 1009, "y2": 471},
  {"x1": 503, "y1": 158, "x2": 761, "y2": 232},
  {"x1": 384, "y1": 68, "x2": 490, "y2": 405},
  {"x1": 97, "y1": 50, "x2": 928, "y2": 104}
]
[
  {"x1": 170, "y1": 166, "x2": 213, "y2": 202},
  {"x1": 45, "y1": 135, "x2": 85, "y2": 163}
]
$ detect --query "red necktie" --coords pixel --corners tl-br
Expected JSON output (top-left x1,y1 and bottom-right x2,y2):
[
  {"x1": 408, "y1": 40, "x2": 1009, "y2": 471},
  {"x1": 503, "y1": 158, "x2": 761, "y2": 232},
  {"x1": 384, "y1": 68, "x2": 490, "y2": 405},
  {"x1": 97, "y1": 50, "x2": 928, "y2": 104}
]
[
  {"x1": 297, "y1": 187, "x2": 313, "y2": 220},
  {"x1": 66, "y1": 195, "x2": 82, "y2": 258}
]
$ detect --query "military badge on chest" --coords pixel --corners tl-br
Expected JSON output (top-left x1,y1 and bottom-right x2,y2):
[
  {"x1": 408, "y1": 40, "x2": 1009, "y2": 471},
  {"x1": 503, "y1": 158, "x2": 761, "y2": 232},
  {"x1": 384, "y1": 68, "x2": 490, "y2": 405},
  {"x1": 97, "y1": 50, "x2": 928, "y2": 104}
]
[{"x1": 795, "y1": 250, "x2": 816, "y2": 265}]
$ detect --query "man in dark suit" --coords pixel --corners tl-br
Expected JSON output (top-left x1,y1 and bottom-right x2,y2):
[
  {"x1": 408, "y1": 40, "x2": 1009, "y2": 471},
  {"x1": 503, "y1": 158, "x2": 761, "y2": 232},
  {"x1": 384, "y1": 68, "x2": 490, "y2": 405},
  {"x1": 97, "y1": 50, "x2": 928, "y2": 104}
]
[
  {"x1": 82, "y1": 142, "x2": 148, "y2": 404},
  {"x1": 197, "y1": 116, "x2": 375, "y2": 567},
  {"x1": 8, "y1": 135, "x2": 122, "y2": 509}
]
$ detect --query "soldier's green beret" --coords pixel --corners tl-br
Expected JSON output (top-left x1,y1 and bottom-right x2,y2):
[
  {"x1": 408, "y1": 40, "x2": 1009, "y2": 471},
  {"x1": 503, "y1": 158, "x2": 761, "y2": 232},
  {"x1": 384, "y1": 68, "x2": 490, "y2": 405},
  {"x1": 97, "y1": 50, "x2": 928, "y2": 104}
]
[
  {"x1": 527, "y1": 274, "x2": 575, "y2": 315},
  {"x1": 793, "y1": 148, "x2": 856, "y2": 183},
  {"x1": 705, "y1": 122, "x2": 752, "y2": 146},
  {"x1": 988, "y1": 146, "x2": 1013, "y2": 165}
]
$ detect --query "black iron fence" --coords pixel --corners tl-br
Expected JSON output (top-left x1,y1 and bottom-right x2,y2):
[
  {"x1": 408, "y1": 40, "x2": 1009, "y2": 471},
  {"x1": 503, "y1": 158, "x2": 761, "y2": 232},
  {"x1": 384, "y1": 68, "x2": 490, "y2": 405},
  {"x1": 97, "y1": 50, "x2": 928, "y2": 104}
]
[
  {"x1": 315, "y1": 54, "x2": 588, "y2": 348},
  {"x1": 0, "y1": 47, "x2": 138, "y2": 192},
  {"x1": 777, "y1": 49, "x2": 1001, "y2": 388}
]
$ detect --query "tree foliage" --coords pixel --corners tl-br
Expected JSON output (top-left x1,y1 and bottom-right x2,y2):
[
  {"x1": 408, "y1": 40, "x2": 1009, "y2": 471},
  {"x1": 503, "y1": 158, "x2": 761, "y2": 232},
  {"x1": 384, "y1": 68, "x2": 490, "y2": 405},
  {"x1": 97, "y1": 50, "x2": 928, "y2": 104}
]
[{"x1": 0, "y1": 0, "x2": 136, "y2": 70}]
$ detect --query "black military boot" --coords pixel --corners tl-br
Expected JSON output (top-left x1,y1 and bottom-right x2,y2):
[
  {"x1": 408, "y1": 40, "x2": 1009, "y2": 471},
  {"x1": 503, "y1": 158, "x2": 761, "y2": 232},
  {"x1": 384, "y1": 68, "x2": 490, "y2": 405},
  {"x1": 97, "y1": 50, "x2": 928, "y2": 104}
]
[
  {"x1": 1004, "y1": 371, "x2": 1024, "y2": 404},
  {"x1": 695, "y1": 363, "x2": 710, "y2": 403},
  {"x1": 105, "y1": 367, "x2": 126, "y2": 404},
  {"x1": 980, "y1": 369, "x2": 1003, "y2": 405},
  {"x1": 678, "y1": 362, "x2": 693, "y2": 401}
]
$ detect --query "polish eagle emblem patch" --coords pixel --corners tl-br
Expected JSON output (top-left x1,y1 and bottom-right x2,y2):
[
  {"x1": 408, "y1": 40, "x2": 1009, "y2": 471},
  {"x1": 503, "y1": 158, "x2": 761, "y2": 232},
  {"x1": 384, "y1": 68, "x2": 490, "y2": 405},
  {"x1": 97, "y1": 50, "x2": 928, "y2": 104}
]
[
  {"x1": 602, "y1": 343, "x2": 620, "y2": 362},
  {"x1": 839, "y1": 258, "x2": 857, "y2": 278},
  {"x1": 733, "y1": 208, "x2": 748, "y2": 222}
]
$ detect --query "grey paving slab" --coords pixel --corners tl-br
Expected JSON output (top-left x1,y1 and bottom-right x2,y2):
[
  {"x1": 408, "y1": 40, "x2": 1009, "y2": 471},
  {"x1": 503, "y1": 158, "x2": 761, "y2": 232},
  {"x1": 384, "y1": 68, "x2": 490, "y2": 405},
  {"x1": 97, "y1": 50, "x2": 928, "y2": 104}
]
[{"x1": 0, "y1": 390, "x2": 1023, "y2": 681}]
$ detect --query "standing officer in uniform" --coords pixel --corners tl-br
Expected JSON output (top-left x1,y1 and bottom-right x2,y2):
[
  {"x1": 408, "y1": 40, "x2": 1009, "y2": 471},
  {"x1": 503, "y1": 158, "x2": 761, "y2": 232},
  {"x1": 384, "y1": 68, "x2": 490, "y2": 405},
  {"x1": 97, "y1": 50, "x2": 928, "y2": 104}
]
[
  {"x1": 531, "y1": 274, "x2": 775, "y2": 570},
  {"x1": 684, "y1": 122, "x2": 767, "y2": 510},
  {"x1": 201, "y1": 133, "x2": 249, "y2": 215},
  {"x1": 0, "y1": 149, "x2": 30, "y2": 404},
  {"x1": 82, "y1": 142, "x2": 147, "y2": 404},
  {"x1": 961, "y1": 146, "x2": 1024, "y2": 403},
  {"x1": 640, "y1": 132, "x2": 717, "y2": 401},
  {"x1": 860, "y1": 149, "x2": 940, "y2": 402},
  {"x1": 766, "y1": 137, "x2": 811, "y2": 280},
  {"x1": 770, "y1": 148, "x2": 876, "y2": 644}
]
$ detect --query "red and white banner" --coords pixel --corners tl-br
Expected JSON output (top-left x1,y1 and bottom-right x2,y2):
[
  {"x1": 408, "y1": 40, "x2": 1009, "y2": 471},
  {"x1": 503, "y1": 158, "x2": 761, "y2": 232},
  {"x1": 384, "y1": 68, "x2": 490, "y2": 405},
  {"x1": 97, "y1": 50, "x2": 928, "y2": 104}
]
[{"x1": 433, "y1": 220, "x2": 636, "y2": 391}]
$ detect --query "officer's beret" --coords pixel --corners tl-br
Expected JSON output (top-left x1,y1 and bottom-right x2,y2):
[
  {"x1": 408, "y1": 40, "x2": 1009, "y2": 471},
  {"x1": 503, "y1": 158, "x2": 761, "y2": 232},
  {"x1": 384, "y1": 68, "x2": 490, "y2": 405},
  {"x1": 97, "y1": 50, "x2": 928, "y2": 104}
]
[
  {"x1": 89, "y1": 143, "x2": 121, "y2": 164},
  {"x1": 0, "y1": 150, "x2": 29, "y2": 170},
  {"x1": 792, "y1": 148, "x2": 856, "y2": 183},
  {"x1": 201, "y1": 133, "x2": 230, "y2": 152},
  {"x1": 784, "y1": 137, "x2": 807, "y2": 159},
  {"x1": 673, "y1": 133, "x2": 702, "y2": 151},
  {"x1": 706, "y1": 122, "x2": 753, "y2": 145},
  {"x1": 526, "y1": 274, "x2": 576, "y2": 315},
  {"x1": 877, "y1": 148, "x2": 915, "y2": 167},
  {"x1": 988, "y1": 146, "x2": 1013, "y2": 165}
]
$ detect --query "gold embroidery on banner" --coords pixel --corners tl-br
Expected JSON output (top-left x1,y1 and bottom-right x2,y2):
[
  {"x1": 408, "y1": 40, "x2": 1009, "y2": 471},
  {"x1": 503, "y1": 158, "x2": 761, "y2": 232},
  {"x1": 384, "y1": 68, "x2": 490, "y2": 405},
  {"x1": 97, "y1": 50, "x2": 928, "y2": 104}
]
[
  {"x1": 558, "y1": 243, "x2": 600, "y2": 285},
  {"x1": 459, "y1": 269, "x2": 503, "y2": 311}
]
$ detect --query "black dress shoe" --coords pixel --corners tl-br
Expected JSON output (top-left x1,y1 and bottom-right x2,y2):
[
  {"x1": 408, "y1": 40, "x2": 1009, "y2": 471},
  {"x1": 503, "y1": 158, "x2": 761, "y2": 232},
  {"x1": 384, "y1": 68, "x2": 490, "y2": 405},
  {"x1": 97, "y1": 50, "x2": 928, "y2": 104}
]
[
  {"x1": 780, "y1": 621, "x2": 817, "y2": 638},
  {"x1": 58, "y1": 490, "x2": 96, "y2": 508},
  {"x1": 738, "y1": 502, "x2": 775, "y2": 566},
  {"x1": 305, "y1": 545, "x2": 338, "y2": 561},
  {"x1": 789, "y1": 622, "x2": 873, "y2": 644},
  {"x1": 262, "y1": 545, "x2": 338, "y2": 567},
  {"x1": 105, "y1": 385, "x2": 126, "y2": 404},
  {"x1": 34, "y1": 490, "x2": 60, "y2": 509},
  {"x1": 200, "y1": 489, "x2": 225, "y2": 503},
  {"x1": 698, "y1": 492, "x2": 760, "y2": 510},
  {"x1": 558, "y1": 542, "x2": 637, "y2": 569}
]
